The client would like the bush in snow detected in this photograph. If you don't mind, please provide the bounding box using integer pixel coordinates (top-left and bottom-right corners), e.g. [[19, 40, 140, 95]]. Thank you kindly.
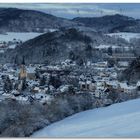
[[0, 99, 49, 137], [49, 75, 62, 89], [44, 92, 93, 123], [3, 77, 13, 93]]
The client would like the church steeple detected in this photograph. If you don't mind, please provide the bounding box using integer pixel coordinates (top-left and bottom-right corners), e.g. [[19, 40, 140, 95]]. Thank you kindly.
[[19, 56, 27, 80], [21, 56, 25, 65]]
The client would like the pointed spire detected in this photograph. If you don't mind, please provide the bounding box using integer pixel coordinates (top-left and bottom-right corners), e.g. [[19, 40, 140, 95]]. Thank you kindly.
[[22, 56, 25, 65]]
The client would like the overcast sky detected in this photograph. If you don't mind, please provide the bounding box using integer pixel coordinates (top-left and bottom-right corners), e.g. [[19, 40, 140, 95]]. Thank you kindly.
[[0, 3, 140, 19]]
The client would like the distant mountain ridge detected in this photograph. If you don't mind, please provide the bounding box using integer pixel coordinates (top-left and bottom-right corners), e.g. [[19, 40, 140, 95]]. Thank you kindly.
[[0, 8, 140, 33], [72, 14, 140, 33], [0, 8, 77, 32]]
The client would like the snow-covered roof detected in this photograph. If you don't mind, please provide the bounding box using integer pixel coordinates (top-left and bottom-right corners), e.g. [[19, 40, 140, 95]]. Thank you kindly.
[[118, 61, 129, 67], [79, 81, 85, 85], [34, 87, 40, 91], [35, 93, 51, 102], [59, 85, 69, 93], [46, 65, 60, 70], [95, 44, 119, 49], [96, 61, 108, 65], [120, 82, 136, 90], [27, 67, 36, 73], [9, 44, 16, 49], [137, 81, 140, 87], [87, 81, 92, 84], [16, 96, 28, 102], [0, 50, 4, 53], [27, 80, 39, 87]]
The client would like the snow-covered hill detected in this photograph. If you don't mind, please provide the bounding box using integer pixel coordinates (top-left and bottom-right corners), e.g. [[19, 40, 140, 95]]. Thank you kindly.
[[31, 98, 140, 138]]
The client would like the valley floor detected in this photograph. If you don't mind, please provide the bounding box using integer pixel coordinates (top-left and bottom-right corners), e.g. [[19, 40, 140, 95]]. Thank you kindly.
[[31, 98, 140, 138]]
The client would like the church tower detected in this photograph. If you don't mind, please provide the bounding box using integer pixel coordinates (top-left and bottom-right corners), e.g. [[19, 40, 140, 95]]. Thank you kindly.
[[18, 56, 27, 91]]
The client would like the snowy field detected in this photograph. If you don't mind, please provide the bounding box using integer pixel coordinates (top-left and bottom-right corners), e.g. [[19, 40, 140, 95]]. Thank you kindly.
[[0, 32, 43, 42], [32, 98, 140, 138], [95, 44, 129, 50], [107, 32, 140, 42]]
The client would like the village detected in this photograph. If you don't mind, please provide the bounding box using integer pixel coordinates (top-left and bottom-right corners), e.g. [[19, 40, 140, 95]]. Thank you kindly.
[[0, 54, 139, 107]]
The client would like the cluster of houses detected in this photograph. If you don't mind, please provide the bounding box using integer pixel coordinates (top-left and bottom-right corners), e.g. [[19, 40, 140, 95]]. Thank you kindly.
[[78, 60, 139, 99], [0, 57, 139, 105]]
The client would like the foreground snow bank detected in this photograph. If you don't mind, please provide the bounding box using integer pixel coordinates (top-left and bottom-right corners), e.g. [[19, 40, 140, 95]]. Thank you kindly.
[[32, 98, 140, 138]]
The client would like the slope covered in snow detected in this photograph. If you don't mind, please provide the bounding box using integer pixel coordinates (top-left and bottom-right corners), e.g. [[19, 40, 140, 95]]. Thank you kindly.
[[31, 98, 140, 138]]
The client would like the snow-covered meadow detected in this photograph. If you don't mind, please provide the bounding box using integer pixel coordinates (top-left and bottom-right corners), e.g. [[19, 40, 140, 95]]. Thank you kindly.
[[32, 98, 140, 138], [107, 32, 140, 42], [94, 44, 130, 51], [0, 32, 43, 50], [0, 32, 43, 42]]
